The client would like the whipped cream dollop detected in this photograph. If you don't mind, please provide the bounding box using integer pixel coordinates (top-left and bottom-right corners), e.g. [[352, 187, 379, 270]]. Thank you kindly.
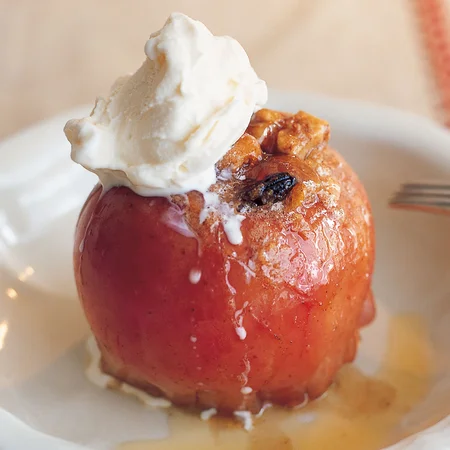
[[65, 13, 267, 196]]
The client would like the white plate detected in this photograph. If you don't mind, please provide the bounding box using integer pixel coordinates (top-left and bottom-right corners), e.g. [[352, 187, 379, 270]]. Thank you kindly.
[[1, 91, 450, 449]]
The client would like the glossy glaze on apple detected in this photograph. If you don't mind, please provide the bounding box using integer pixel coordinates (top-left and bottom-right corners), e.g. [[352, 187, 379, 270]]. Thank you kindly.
[[74, 108, 375, 415]]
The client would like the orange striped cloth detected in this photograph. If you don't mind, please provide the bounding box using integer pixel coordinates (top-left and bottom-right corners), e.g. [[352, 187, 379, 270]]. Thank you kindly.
[[415, 0, 450, 126]]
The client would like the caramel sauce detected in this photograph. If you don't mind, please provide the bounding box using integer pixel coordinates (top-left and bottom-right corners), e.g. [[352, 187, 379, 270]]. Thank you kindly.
[[117, 315, 434, 450]]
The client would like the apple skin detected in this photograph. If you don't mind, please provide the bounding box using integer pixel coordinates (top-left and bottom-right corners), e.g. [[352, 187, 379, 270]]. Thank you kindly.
[[74, 112, 374, 415]]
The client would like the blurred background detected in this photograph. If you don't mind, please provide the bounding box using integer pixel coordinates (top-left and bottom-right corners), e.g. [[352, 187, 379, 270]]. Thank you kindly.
[[0, 0, 443, 139]]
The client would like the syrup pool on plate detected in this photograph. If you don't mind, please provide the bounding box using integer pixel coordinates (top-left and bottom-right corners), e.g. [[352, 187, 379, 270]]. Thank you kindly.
[[115, 314, 434, 450]]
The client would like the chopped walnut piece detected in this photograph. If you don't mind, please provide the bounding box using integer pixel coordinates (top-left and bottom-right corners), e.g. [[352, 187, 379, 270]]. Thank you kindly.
[[246, 109, 287, 153], [247, 109, 286, 142], [277, 111, 330, 158], [216, 133, 262, 174], [246, 109, 330, 158]]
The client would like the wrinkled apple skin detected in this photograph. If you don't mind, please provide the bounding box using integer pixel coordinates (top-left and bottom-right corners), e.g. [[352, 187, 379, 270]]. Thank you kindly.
[[74, 109, 375, 414], [74, 139, 374, 414]]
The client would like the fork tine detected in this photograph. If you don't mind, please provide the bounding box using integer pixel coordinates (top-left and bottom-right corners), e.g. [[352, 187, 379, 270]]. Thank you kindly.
[[400, 183, 450, 191], [393, 191, 450, 199], [390, 201, 450, 216], [390, 182, 450, 216]]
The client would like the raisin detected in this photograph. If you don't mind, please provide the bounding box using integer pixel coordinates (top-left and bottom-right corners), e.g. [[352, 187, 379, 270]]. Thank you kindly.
[[240, 172, 297, 207]]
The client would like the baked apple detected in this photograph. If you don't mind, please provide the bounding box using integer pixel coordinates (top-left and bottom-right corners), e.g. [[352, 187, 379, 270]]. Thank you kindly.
[[73, 107, 375, 415]]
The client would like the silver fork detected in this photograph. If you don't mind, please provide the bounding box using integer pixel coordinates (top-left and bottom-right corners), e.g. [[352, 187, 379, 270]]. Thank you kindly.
[[390, 182, 450, 216]]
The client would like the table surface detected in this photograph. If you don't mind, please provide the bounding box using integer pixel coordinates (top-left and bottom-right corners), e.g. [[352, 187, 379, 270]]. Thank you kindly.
[[0, 0, 439, 140]]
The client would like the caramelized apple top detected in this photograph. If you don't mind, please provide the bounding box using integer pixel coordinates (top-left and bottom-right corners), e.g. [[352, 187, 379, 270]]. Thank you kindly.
[[171, 108, 353, 233]]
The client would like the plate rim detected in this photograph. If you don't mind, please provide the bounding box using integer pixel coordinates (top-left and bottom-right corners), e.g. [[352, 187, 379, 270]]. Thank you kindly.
[[2, 89, 450, 157], [2, 90, 450, 450]]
